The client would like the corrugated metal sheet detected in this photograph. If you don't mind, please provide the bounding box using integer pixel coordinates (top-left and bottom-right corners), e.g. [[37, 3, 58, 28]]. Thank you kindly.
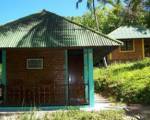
[[0, 10, 122, 48], [108, 26, 150, 40]]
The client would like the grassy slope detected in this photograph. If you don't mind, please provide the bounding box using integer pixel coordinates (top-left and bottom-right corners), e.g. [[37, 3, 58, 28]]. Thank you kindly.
[[94, 58, 150, 104]]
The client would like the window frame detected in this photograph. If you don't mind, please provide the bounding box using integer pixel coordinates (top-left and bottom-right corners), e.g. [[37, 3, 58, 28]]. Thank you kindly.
[[26, 58, 43, 70], [120, 39, 135, 52]]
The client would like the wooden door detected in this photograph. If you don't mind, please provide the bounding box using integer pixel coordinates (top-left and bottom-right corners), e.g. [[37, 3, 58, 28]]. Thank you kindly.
[[68, 50, 85, 105]]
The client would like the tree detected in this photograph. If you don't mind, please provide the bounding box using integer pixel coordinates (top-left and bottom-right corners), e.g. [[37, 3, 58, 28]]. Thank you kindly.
[[76, 0, 113, 31], [76, 0, 124, 66], [76, 0, 113, 67], [74, 0, 150, 65], [145, 0, 150, 27], [123, 0, 150, 27]]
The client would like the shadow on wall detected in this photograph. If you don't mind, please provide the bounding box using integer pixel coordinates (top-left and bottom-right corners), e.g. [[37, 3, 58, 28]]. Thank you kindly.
[[93, 46, 117, 66]]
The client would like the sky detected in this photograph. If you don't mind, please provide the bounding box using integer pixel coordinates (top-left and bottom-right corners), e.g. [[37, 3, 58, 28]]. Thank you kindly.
[[0, 0, 88, 25]]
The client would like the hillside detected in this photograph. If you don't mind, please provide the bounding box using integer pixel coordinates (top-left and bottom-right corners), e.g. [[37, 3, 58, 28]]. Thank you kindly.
[[94, 58, 150, 104]]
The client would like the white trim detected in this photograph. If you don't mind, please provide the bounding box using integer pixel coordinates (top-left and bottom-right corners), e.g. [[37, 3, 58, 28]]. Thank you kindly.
[[26, 58, 43, 69]]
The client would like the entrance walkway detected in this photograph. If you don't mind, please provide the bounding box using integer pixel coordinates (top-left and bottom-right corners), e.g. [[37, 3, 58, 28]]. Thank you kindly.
[[94, 93, 126, 111], [94, 93, 150, 120]]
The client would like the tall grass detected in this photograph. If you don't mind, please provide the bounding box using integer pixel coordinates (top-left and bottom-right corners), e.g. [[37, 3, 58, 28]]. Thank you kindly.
[[16, 110, 125, 120], [94, 58, 150, 104]]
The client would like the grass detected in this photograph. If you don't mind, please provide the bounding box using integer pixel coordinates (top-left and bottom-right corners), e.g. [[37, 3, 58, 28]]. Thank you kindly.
[[14, 110, 127, 120], [94, 58, 150, 104]]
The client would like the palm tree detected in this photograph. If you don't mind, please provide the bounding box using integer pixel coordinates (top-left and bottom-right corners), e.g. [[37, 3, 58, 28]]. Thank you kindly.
[[76, 0, 113, 67], [76, 0, 112, 31]]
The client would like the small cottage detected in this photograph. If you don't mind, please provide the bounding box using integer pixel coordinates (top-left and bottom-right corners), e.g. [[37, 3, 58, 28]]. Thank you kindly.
[[0, 10, 122, 110], [108, 26, 150, 62]]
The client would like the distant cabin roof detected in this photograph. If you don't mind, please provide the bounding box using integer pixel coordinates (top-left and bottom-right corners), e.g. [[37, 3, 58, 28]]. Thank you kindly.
[[108, 26, 150, 40], [0, 10, 122, 48]]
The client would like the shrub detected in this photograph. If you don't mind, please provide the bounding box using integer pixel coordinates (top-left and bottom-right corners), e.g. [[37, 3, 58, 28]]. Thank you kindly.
[[94, 58, 150, 104]]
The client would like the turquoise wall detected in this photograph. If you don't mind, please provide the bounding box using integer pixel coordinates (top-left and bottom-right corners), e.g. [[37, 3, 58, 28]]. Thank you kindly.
[[84, 49, 94, 107], [88, 49, 94, 107]]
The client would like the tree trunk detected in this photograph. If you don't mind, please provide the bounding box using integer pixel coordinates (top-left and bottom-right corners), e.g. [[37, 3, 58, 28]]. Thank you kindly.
[[92, 0, 99, 31], [92, 0, 108, 67]]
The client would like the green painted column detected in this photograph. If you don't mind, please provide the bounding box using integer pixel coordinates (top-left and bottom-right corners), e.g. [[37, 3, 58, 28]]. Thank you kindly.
[[88, 49, 94, 107], [64, 50, 68, 105], [2, 49, 7, 101], [83, 49, 89, 103]]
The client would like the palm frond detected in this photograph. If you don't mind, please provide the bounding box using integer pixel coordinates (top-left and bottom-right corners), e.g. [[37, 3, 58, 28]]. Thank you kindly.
[[76, 0, 83, 8]]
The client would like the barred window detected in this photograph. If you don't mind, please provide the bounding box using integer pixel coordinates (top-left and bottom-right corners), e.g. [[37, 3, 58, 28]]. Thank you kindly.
[[27, 58, 43, 69]]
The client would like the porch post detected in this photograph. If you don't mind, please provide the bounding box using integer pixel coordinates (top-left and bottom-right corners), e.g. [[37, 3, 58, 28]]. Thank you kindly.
[[83, 49, 89, 103], [142, 39, 145, 58], [2, 49, 6, 101], [108, 53, 112, 61], [88, 49, 94, 107]]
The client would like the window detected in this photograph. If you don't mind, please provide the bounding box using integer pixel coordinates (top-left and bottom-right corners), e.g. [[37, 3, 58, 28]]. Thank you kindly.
[[26, 58, 43, 69], [120, 40, 134, 52]]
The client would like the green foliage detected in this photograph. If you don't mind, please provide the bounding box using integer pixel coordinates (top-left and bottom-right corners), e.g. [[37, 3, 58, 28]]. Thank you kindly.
[[76, 0, 111, 10], [71, 8, 121, 34], [73, 0, 150, 34], [71, 7, 123, 34], [17, 110, 125, 120], [123, 0, 148, 26], [94, 58, 150, 104]]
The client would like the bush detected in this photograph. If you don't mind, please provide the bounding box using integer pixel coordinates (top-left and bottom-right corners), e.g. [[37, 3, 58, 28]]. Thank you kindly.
[[94, 58, 150, 104]]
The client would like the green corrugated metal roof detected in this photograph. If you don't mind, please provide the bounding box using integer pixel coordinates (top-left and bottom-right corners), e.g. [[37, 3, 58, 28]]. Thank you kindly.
[[108, 26, 150, 40], [0, 10, 122, 48]]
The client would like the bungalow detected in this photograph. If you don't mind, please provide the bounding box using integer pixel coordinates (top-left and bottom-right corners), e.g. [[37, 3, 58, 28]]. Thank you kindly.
[[108, 26, 150, 62], [0, 10, 122, 111]]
